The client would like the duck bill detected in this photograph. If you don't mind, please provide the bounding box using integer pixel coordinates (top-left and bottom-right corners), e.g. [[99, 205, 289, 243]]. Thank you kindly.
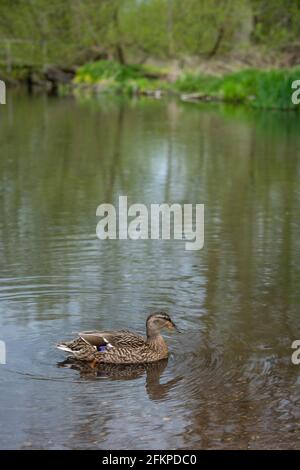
[[168, 320, 180, 332]]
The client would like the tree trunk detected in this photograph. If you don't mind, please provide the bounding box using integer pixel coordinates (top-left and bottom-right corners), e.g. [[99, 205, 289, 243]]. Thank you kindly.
[[115, 43, 125, 65], [208, 26, 224, 59], [113, 6, 126, 64]]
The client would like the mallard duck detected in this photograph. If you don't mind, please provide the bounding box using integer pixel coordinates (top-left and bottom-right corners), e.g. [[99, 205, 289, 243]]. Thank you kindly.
[[56, 312, 178, 365]]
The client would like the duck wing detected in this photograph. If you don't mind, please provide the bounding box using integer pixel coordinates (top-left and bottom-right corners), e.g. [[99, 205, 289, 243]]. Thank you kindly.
[[79, 330, 146, 349]]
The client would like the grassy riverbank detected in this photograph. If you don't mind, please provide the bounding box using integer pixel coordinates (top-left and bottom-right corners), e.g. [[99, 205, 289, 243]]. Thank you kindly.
[[71, 60, 300, 110]]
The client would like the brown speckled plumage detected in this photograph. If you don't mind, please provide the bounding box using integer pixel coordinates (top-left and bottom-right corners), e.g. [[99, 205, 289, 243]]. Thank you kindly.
[[56, 312, 177, 364]]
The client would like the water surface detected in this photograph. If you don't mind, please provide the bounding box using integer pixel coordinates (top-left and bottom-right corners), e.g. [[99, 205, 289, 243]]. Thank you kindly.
[[0, 93, 300, 449]]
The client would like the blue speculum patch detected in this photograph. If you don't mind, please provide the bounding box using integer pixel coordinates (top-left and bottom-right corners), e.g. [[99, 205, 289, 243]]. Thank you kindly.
[[97, 345, 107, 352]]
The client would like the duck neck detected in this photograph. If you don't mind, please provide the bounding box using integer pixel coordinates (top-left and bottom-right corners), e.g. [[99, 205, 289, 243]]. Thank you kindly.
[[146, 329, 168, 353]]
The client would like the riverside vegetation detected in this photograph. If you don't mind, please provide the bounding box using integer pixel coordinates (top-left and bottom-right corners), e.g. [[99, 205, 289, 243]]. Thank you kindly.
[[1, 0, 300, 110], [72, 60, 300, 110]]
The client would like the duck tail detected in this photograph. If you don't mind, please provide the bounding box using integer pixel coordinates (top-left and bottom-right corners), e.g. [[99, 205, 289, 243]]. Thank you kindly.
[[56, 343, 75, 354]]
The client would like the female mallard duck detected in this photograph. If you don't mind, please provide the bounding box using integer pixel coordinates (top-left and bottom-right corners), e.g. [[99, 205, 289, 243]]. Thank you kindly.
[[56, 312, 178, 365]]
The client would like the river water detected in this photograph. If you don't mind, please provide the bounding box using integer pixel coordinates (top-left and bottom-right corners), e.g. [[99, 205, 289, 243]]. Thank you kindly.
[[0, 92, 300, 449]]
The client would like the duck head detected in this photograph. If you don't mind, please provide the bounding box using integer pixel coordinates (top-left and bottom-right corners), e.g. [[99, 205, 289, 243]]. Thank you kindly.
[[146, 311, 178, 338]]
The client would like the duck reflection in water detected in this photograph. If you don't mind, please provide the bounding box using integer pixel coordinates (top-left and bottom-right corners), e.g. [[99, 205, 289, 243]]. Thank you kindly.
[[57, 357, 181, 401]]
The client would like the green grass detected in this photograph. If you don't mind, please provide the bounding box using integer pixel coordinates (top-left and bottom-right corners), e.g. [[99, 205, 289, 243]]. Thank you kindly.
[[73, 60, 300, 110], [74, 60, 166, 95], [174, 68, 300, 109], [173, 73, 223, 95], [75, 60, 144, 83]]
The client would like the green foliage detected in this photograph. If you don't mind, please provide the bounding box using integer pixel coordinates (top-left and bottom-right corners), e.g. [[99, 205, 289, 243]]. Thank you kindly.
[[173, 73, 222, 94], [253, 69, 300, 109], [74, 60, 166, 95], [251, 0, 300, 48], [1, 0, 300, 110], [219, 70, 258, 101], [221, 68, 300, 109], [1, 0, 300, 71], [174, 68, 300, 109], [74, 60, 300, 109], [75, 61, 145, 84]]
